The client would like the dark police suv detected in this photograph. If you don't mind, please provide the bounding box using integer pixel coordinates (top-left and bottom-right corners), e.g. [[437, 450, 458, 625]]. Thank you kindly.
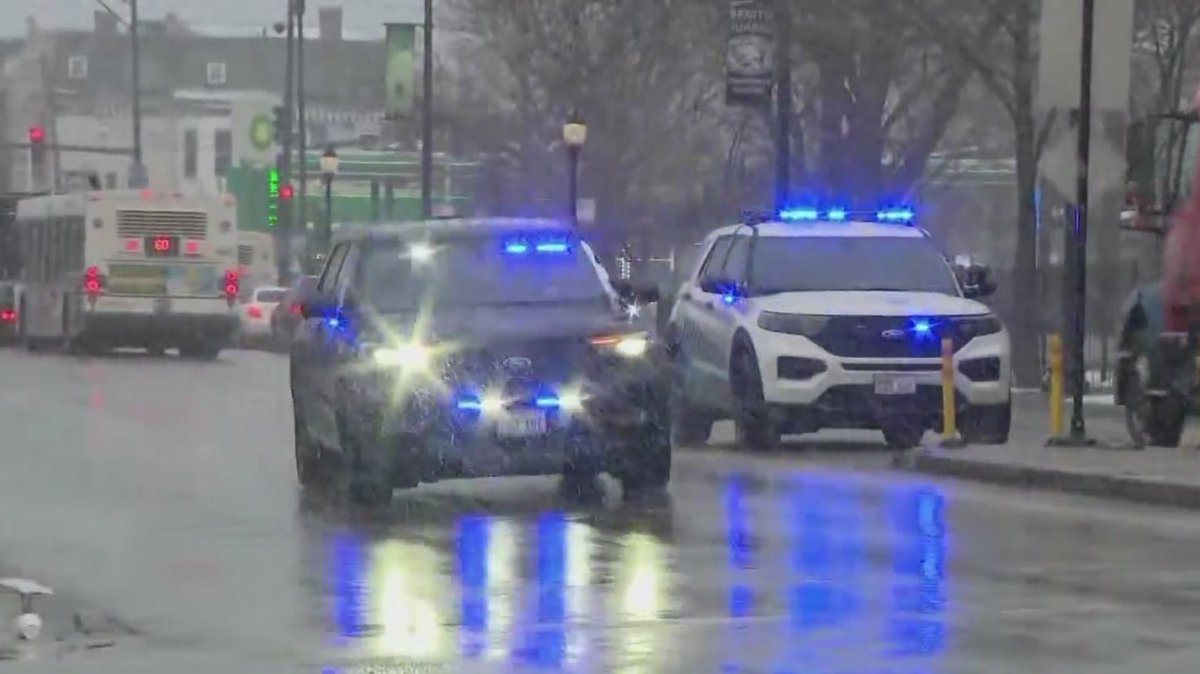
[[289, 218, 669, 505]]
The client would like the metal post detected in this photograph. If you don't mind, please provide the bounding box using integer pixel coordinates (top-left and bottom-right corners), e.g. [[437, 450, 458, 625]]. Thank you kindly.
[[567, 146, 579, 228], [1068, 0, 1095, 441], [323, 175, 333, 251], [773, 0, 792, 212], [277, 1, 296, 285], [129, 0, 144, 187], [421, 0, 434, 218], [296, 0, 308, 248]]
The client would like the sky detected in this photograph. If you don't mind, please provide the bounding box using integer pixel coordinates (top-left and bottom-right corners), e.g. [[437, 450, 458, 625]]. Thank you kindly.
[[3, 0, 423, 38]]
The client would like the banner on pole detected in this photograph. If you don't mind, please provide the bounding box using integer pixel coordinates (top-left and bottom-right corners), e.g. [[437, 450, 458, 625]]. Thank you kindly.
[[384, 23, 417, 119], [725, 0, 775, 106]]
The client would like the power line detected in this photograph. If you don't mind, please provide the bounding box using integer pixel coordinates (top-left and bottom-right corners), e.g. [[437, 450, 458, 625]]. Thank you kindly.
[[94, 0, 129, 25]]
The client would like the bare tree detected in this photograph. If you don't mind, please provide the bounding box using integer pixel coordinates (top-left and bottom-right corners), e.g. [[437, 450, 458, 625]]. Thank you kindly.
[[899, 0, 1051, 387]]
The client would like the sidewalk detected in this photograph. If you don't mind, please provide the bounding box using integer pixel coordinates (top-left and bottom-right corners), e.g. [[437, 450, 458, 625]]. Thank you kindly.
[[904, 435, 1200, 510]]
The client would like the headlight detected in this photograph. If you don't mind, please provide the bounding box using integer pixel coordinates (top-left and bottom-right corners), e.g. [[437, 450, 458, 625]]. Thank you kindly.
[[589, 332, 651, 358], [371, 342, 432, 368], [757, 312, 830, 336], [951, 314, 1003, 340]]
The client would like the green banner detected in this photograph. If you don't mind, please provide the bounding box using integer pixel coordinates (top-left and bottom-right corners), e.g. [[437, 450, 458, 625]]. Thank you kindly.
[[384, 23, 416, 119]]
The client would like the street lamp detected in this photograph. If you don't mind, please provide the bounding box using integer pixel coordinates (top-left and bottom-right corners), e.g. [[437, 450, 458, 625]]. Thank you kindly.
[[562, 111, 587, 228], [320, 146, 339, 252]]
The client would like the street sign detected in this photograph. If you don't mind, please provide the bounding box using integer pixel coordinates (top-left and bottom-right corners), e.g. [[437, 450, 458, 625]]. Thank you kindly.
[[725, 0, 774, 106]]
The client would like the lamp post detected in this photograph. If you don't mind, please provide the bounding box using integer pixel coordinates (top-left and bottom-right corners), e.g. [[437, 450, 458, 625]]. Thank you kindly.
[[319, 147, 339, 253], [562, 111, 587, 228]]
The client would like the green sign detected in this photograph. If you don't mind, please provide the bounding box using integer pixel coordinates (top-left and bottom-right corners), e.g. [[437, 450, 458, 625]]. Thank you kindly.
[[250, 114, 273, 152], [267, 166, 279, 227], [384, 24, 416, 119]]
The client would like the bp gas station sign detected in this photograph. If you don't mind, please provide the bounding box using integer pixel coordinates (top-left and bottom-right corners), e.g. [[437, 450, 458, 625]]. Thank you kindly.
[[249, 114, 274, 153], [232, 99, 279, 167]]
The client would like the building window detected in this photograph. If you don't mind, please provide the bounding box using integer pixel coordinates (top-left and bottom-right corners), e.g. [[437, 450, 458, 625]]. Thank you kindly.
[[214, 129, 232, 177], [183, 129, 198, 179], [67, 56, 88, 80], [206, 61, 227, 86]]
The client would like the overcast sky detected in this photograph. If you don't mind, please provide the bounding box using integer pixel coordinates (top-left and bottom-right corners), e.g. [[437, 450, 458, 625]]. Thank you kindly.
[[2, 0, 424, 38]]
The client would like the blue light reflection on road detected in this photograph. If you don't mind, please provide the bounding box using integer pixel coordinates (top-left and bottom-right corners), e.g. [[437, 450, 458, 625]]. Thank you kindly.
[[513, 512, 567, 668], [889, 485, 949, 665], [330, 530, 367, 644], [456, 515, 489, 659]]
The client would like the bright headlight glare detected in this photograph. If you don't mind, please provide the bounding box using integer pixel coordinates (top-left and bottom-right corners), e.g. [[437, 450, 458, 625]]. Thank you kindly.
[[481, 394, 505, 413], [372, 343, 431, 368], [613, 335, 649, 358], [559, 391, 586, 411]]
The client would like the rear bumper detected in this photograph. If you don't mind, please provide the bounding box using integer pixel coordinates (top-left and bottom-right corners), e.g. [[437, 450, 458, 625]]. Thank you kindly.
[[81, 309, 237, 346]]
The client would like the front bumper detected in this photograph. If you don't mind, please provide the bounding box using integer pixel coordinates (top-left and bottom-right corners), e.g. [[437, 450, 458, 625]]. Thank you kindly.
[[341, 366, 666, 480], [750, 325, 1010, 427]]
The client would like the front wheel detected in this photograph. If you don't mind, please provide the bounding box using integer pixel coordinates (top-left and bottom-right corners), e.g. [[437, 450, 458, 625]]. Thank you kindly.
[[1124, 353, 1186, 448], [731, 343, 781, 451], [961, 401, 1011, 444], [614, 421, 672, 495], [180, 344, 221, 361], [333, 399, 396, 507]]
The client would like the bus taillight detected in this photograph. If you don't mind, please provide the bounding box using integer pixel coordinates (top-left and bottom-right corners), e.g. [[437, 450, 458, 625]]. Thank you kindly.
[[184, 240, 200, 255], [82, 266, 103, 299], [124, 238, 140, 252], [223, 269, 239, 304]]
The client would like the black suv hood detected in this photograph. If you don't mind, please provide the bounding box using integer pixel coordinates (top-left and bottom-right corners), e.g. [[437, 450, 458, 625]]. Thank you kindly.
[[372, 302, 652, 344]]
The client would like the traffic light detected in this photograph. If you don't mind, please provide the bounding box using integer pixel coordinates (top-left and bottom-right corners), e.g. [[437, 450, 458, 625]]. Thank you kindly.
[[272, 106, 288, 145], [28, 124, 46, 190], [278, 183, 294, 201]]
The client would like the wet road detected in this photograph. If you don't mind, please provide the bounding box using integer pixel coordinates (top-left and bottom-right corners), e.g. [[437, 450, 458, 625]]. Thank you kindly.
[[0, 349, 1198, 673]]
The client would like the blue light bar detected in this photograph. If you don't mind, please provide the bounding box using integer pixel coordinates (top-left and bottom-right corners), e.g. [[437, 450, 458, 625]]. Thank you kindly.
[[778, 208, 820, 222], [503, 237, 572, 255], [776, 206, 917, 224], [876, 208, 915, 223], [535, 396, 560, 409]]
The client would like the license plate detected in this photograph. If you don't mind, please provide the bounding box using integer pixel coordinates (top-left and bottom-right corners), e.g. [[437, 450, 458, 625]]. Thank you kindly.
[[496, 411, 547, 438], [874, 374, 917, 395]]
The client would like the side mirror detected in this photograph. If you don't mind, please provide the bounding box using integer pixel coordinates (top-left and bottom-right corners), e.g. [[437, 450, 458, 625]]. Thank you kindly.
[[959, 265, 997, 299]]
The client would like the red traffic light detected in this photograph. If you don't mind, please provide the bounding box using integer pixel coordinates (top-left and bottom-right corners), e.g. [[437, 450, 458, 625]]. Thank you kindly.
[[278, 183, 294, 200], [28, 125, 45, 144]]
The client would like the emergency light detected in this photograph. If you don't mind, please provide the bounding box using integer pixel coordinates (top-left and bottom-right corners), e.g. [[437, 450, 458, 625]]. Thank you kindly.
[[777, 206, 916, 224], [502, 236, 573, 255]]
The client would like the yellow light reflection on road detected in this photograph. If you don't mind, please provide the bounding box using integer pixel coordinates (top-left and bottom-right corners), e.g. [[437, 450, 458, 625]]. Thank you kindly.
[[620, 532, 666, 621], [565, 519, 594, 667], [369, 540, 443, 659]]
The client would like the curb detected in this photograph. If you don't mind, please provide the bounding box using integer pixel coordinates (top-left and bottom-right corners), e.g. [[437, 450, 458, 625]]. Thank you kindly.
[[905, 451, 1200, 510]]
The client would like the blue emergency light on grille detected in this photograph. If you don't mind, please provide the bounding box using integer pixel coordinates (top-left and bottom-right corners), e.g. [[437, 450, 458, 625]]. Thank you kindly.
[[777, 206, 916, 224], [503, 237, 573, 255]]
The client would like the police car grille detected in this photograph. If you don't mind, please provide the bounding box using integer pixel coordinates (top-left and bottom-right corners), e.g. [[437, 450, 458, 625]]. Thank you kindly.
[[812, 316, 968, 358], [443, 338, 587, 385]]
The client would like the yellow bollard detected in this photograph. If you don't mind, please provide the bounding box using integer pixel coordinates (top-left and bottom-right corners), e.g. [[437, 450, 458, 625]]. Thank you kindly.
[[1048, 334, 1063, 437], [941, 336, 961, 446]]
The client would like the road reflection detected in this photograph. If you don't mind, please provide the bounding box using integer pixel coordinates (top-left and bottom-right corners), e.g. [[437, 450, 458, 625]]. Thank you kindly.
[[316, 474, 949, 673]]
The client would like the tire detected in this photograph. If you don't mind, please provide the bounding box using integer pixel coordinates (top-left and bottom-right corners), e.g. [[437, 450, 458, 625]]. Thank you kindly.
[[615, 402, 673, 494], [61, 302, 85, 356], [180, 344, 220, 361], [333, 397, 395, 507], [669, 377, 714, 448], [1125, 353, 1185, 448], [293, 405, 326, 488], [731, 341, 781, 451], [882, 425, 924, 450], [19, 300, 41, 352], [961, 401, 1012, 445]]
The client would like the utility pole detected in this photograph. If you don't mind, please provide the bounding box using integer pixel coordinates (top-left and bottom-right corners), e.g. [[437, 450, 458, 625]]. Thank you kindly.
[[129, 0, 145, 187], [296, 0, 308, 247], [1066, 0, 1096, 444], [421, 0, 434, 218], [773, 0, 791, 212], [277, 1, 296, 285]]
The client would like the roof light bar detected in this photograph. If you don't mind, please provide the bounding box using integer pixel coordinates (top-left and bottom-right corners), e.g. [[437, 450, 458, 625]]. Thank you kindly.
[[776, 206, 916, 224]]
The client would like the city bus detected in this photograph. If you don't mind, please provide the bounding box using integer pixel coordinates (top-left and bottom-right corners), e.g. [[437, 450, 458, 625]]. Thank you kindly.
[[15, 189, 241, 358]]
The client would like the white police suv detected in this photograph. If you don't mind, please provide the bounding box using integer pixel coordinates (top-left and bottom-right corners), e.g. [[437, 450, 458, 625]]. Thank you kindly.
[[666, 207, 1011, 450]]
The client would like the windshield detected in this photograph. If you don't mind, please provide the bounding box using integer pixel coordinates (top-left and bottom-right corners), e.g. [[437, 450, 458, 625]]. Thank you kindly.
[[360, 238, 609, 312], [749, 236, 960, 295]]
